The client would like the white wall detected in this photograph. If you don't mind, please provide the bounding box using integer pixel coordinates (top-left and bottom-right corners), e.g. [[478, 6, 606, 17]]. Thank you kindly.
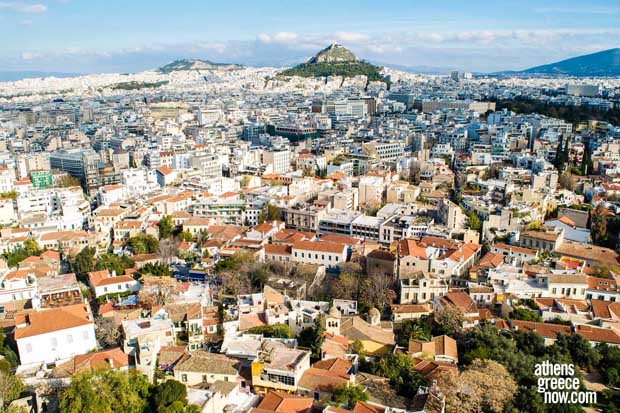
[[17, 323, 97, 366]]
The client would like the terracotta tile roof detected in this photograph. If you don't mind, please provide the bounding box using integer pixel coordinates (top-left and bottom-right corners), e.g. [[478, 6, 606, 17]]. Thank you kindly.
[[321, 234, 361, 245], [252, 391, 313, 413], [264, 244, 292, 256], [293, 240, 346, 254], [5, 270, 30, 281], [298, 366, 349, 392], [548, 274, 588, 285], [157, 166, 173, 175], [556, 241, 620, 266], [14, 304, 93, 339], [174, 350, 239, 375], [53, 347, 128, 378], [239, 312, 267, 331], [353, 401, 386, 413], [440, 291, 477, 314], [367, 249, 396, 261], [340, 316, 394, 346], [390, 303, 433, 314], [587, 276, 618, 291], [253, 223, 274, 233], [576, 324, 620, 344], [88, 270, 135, 287], [397, 239, 428, 259], [158, 345, 189, 367], [479, 252, 504, 268], [413, 359, 458, 380], [492, 243, 537, 255], [132, 253, 160, 262], [40, 230, 88, 241], [510, 320, 571, 339], [40, 250, 61, 260], [557, 216, 576, 227]]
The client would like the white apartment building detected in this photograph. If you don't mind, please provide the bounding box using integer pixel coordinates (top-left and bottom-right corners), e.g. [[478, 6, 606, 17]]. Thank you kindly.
[[291, 241, 347, 270], [15, 304, 97, 367], [262, 150, 291, 174]]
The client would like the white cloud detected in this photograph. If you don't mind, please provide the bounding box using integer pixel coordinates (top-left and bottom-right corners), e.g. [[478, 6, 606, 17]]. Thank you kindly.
[[21, 51, 43, 60], [334, 32, 370, 43], [0, 2, 47, 13], [10, 27, 620, 73]]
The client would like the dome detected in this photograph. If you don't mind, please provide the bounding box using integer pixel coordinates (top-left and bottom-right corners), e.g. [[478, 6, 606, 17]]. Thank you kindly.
[[368, 307, 380, 317]]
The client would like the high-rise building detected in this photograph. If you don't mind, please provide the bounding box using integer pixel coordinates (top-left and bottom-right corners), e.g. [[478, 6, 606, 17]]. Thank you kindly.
[[49, 149, 102, 195], [566, 84, 599, 97]]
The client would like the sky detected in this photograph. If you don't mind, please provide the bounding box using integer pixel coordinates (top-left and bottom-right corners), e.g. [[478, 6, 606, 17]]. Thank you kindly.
[[1, 0, 619, 74]]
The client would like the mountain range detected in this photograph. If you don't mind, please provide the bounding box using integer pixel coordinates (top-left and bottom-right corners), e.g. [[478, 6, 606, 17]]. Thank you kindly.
[[503, 48, 620, 77], [0, 71, 81, 82], [1, 47, 620, 82], [158, 59, 244, 73]]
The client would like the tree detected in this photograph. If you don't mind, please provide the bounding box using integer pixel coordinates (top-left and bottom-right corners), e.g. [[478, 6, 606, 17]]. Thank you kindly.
[[433, 304, 465, 336], [247, 323, 291, 338], [158, 238, 178, 264], [598, 344, 620, 387], [259, 204, 282, 223], [96, 253, 134, 277], [158, 215, 174, 240], [465, 211, 482, 231], [551, 333, 600, 371], [0, 332, 18, 368], [59, 370, 148, 413], [437, 359, 517, 413], [558, 172, 575, 191], [333, 384, 369, 408], [149, 380, 188, 413], [71, 246, 97, 280], [591, 205, 610, 247], [219, 270, 251, 296], [178, 231, 193, 242], [509, 307, 543, 323], [330, 262, 364, 302], [360, 272, 396, 310], [126, 234, 159, 254], [2, 238, 42, 267], [0, 370, 24, 408], [57, 175, 82, 188], [297, 315, 325, 362], [360, 353, 427, 398], [396, 317, 432, 347], [246, 263, 270, 290], [137, 262, 172, 278], [95, 316, 120, 348]]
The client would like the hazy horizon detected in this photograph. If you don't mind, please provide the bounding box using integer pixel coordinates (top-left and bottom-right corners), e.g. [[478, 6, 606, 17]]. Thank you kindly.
[[1, 0, 620, 74]]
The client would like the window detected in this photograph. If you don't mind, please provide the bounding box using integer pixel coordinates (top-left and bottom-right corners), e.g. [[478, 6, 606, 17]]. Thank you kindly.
[[67, 334, 73, 344], [83, 330, 89, 340], [26, 343, 32, 353], [181, 374, 187, 383], [51, 337, 58, 347]]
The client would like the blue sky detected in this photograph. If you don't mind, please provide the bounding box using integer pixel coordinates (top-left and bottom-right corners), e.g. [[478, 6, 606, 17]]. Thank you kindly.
[[1, 0, 619, 73]]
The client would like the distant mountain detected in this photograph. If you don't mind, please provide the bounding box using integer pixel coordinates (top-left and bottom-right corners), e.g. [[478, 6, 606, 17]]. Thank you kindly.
[[0, 71, 81, 82], [158, 59, 243, 73], [278, 44, 387, 83], [377, 62, 455, 75], [514, 48, 620, 77], [307, 43, 357, 64]]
